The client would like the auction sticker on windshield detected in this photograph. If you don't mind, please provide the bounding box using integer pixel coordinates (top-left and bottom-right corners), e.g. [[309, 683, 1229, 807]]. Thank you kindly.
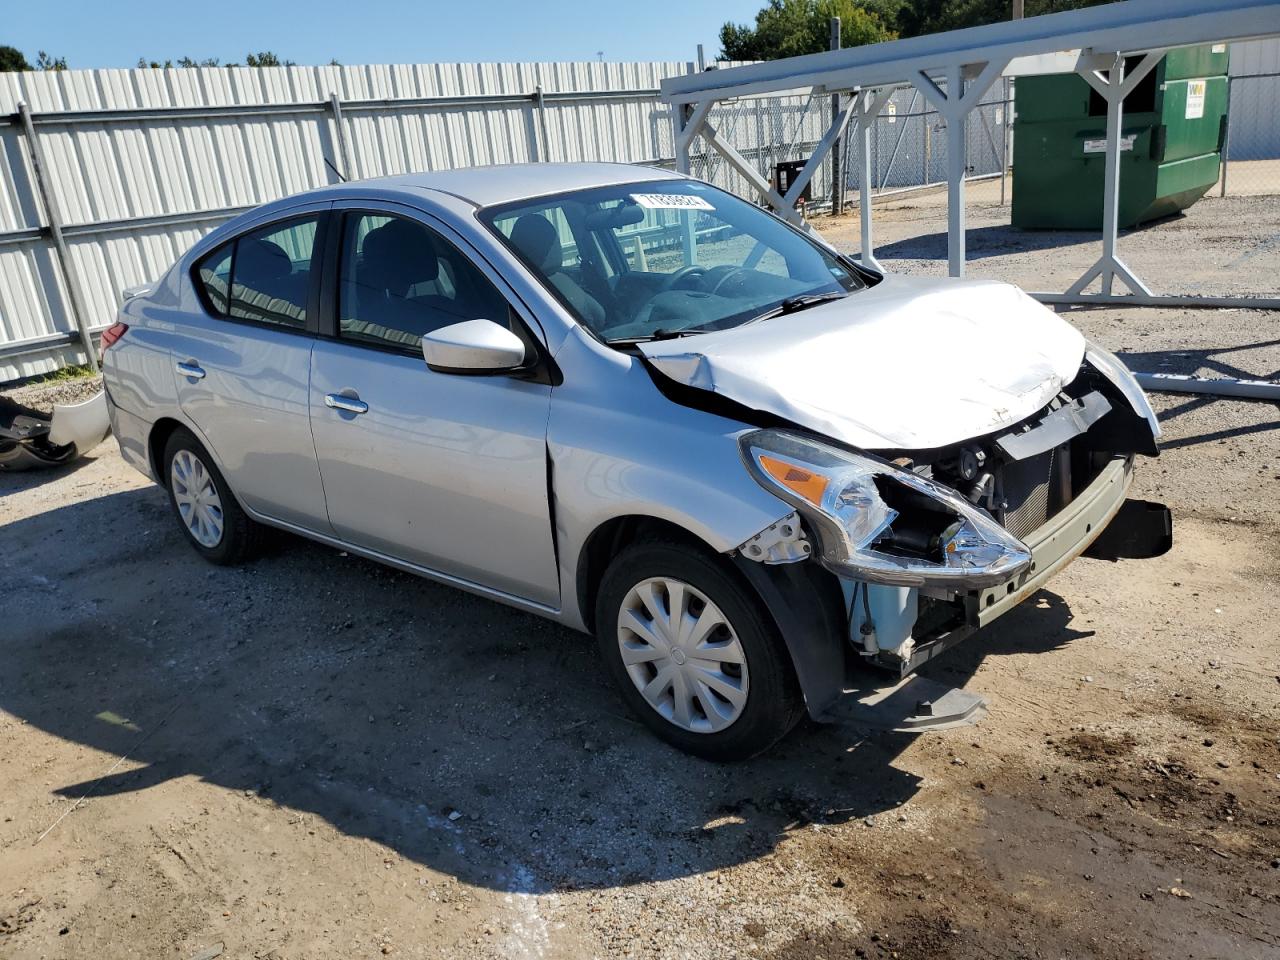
[[631, 193, 715, 211]]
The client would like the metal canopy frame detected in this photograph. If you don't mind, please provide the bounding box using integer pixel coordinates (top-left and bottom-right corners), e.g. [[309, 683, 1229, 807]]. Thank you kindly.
[[663, 0, 1280, 402]]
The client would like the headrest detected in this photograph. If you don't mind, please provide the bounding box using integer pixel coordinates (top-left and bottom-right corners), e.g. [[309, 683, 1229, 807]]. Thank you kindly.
[[361, 219, 440, 295], [236, 239, 292, 287], [510, 214, 562, 274]]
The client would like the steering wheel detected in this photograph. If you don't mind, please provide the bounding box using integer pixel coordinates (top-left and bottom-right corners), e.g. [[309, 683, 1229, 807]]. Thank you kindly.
[[706, 265, 748, 296], [661, 265, 708, 292]]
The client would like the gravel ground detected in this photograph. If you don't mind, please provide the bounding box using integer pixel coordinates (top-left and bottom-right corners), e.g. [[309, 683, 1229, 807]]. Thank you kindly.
[[1, 192, 1279, 960], [3, 372, 105, 416]]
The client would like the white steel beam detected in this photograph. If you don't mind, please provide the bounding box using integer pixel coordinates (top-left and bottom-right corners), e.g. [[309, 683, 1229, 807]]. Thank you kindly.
[[1065, 49, 1165, 297], [660, 0, 1280, 105], [856, 87, 895, 271], [781, 94, 856, 208], [911, 57, 1008, 277], [699, 121, 792, 216]]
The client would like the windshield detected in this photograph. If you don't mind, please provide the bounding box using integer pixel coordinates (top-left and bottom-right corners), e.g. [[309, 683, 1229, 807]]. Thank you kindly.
[[480, 179, 863, 342]]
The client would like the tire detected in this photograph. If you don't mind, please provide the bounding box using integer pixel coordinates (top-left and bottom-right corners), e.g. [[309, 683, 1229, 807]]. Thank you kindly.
[[162, 427, 262, 565], [594, 540, 805, 760]]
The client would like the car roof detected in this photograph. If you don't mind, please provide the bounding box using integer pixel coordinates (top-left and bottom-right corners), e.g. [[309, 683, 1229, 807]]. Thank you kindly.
[[344, 162, 687, 208]]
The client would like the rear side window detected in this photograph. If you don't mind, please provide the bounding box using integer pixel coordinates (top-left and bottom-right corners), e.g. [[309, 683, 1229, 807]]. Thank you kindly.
[[194, 216, 319, 330]]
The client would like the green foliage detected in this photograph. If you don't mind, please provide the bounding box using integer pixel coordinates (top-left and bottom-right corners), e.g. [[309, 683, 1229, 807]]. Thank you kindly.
[[0, 44, 31, 72], [244, 51, 295, 67], [722, 0, 1114, 60], [34, 50, 67, 71], [720, 0, 896, 61]]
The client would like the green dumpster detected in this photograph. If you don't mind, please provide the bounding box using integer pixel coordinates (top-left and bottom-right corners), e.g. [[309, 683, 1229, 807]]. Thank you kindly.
[[1011, 45, 1229, 230]]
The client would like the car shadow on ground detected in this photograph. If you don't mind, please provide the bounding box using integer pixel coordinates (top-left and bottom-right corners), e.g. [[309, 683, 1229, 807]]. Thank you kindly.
[[1, 483, 1089, 895]]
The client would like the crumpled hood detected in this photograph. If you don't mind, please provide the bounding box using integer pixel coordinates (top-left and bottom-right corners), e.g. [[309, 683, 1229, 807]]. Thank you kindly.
[[639, 274, 1087, 450]]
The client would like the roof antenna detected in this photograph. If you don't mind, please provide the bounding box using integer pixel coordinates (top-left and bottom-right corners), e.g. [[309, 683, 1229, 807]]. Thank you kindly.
[[324, 156, 347, 183]]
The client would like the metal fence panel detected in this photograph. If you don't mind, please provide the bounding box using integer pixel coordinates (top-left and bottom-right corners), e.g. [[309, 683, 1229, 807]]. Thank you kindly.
[[2, 44, 1278, 381]]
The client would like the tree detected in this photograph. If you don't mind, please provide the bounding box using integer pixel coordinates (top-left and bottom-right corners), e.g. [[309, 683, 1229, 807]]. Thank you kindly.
[[722, 0, 1115, 59], [0, 45, 31, 72], [244, 51, 295, 67], [893, 0, 1111, 38], [720, 0, 896, 61], [35, 50, 68, 71]]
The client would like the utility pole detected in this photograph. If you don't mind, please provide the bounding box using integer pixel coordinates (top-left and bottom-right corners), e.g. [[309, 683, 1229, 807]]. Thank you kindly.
[[830, 17, 842, 215], [1012, 0, 1024, 18]]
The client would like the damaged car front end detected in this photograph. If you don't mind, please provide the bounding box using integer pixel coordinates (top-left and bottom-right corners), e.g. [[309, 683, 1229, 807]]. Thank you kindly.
[[720, 341, 1171, 721]]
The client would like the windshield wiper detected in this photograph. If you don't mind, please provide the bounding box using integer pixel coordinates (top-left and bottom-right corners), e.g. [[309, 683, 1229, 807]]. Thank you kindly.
[[747, 291, 848, 325]]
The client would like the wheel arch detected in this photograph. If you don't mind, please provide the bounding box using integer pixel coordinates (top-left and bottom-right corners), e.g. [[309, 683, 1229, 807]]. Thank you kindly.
[[147, 416, 187, 486], [575, 511, 851, 722], [147, 415, 232, 492], [575, 514, 716, 635]]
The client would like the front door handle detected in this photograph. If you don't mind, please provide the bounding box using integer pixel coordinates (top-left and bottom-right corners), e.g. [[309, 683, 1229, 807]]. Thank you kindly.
[[324, 392, 369, 415], [176, 360, 206, 380]]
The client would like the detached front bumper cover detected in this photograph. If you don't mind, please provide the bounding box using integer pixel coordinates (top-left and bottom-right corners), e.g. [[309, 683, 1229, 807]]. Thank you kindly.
[[739, 429, 1032, 590]]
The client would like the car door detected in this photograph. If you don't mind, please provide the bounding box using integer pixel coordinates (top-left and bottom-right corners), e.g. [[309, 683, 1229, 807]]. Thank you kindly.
[[308, 203, 559, 607], [173, 205, 332, 530]]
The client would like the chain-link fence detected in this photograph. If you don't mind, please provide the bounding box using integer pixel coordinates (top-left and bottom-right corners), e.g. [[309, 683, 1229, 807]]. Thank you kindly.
[[1219, 72, 1280, 196]]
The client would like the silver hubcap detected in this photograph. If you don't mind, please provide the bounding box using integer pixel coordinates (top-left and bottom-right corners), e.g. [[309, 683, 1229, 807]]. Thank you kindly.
[[170, 449, 224, 548], [616, 577, 749, 734]]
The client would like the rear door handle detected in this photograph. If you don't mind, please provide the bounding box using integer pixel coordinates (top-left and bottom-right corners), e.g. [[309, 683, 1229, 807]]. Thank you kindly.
[[176, 360, 206, 380], [324, 392, 369, 415]]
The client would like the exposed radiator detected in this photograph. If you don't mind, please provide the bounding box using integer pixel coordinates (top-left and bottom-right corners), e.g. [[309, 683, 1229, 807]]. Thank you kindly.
[[1001, 446, 1060, 540]]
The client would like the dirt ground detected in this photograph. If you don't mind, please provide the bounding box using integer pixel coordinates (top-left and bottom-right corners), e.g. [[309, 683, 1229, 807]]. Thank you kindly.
[[2, 191, 1279, 960]]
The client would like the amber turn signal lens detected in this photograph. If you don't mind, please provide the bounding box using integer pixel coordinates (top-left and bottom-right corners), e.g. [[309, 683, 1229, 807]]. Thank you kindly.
[[758, 454, 829, 506]]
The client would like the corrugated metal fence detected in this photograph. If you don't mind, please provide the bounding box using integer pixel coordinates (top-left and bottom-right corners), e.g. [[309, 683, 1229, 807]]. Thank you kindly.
[[0, 60, 708, 381], [3, 44, 1278, 381]]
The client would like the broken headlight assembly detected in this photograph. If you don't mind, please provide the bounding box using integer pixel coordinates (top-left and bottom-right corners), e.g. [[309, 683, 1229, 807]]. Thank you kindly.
[[739, 430, 1032, 589]]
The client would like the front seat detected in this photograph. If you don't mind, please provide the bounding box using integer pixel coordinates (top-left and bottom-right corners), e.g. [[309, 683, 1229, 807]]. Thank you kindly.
[[509, 214, 606, 327], [352, 219, 457, 345]]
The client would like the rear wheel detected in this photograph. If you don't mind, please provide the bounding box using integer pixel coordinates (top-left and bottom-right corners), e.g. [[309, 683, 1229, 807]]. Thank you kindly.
[[595, 541, 804, 760], [162, 427, 262, 565]]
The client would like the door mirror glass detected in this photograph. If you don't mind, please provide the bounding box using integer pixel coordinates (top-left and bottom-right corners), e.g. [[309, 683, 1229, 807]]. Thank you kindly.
[[422, 319, 527, 374]]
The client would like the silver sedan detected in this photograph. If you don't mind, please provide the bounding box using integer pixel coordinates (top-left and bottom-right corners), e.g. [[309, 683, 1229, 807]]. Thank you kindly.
[[101, 162, 1170, 759]]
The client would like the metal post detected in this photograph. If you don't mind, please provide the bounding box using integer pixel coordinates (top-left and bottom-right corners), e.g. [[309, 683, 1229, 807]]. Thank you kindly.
[[327, 92, 354, 181], [923, 114, 932, 187], [1066, 50, 1162, 298], [1219, 75, 1233, 197], [697, 44, 706, 72], [830, 17, 842, 215], [673, 102, 697, 262], [858, 94, 881, 271], [17, 102, 98, 373], [534, 85, 551, 164], [945, 64, 967, 277], [1097, 55, 1125, 295], [1000, 77, 1010, 205]]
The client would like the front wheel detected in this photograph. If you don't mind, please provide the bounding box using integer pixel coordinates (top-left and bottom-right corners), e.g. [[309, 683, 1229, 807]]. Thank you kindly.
[[594, 541, 804, 760]]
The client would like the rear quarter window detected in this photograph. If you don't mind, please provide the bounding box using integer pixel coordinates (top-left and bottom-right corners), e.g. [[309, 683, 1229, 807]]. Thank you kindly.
[[196, 246, 232, 315]]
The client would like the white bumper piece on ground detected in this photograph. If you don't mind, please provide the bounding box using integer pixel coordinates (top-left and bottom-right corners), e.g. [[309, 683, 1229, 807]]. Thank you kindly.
[[0, 390, 111, 471]]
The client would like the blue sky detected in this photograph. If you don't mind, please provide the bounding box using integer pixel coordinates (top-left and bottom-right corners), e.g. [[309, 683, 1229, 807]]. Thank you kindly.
[[6, 0, 765, 68]]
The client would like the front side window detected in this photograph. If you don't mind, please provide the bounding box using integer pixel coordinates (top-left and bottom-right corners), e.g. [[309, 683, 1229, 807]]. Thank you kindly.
[[481, 179, 862, 343], [338, 213, 510, 351]]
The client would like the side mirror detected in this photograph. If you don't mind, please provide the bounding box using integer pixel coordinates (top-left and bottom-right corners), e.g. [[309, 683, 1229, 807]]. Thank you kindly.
[[421, 319, 527, 375]]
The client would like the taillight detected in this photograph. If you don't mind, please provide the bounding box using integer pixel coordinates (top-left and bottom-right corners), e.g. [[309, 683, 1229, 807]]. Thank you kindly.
[[99, 321, 129, 361]]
